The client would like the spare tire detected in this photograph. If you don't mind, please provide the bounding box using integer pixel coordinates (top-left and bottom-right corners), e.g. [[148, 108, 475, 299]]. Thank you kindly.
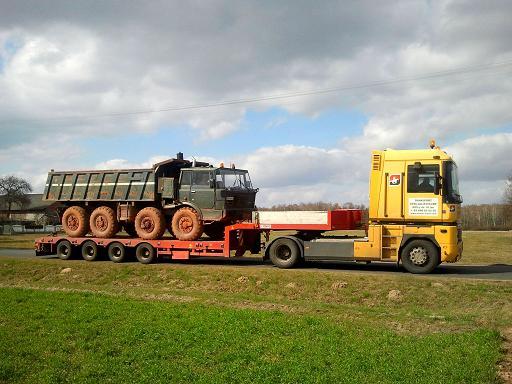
[[134, 207, 166, 240], [171, 207, 203, 241], [62, 206, 89, 237], [90, 206, 119, 238]]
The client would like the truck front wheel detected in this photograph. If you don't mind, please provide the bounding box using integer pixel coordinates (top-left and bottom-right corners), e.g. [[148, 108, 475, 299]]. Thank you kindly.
[[135, 207, 166, 240], [269, 238, 302, 269], [400, 239, 439, 274], [171, 207, 204, 241], [62, 206, 89, 237]]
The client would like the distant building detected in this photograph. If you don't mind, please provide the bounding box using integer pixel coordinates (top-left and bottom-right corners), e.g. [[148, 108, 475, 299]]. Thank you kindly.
[[0, 193, 61, 225]]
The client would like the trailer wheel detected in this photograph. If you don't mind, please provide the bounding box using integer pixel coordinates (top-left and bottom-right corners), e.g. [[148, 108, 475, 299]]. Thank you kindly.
[[90, 206, 119, 238], [108, 242, 126, 263], [171, 207, 204, 241], [269, 238, 302, 269], [135, 207, 166, 240], [400, 239, 439, 274], [56, 240, 74, 260], [123, 222, 138, 237], [81, 240, 100, 262], [204, 222, 225, 240], [136, 243, 156, 264], [62, 206, 89, 237]]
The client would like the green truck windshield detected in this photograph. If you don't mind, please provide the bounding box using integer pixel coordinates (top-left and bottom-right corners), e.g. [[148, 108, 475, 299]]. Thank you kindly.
[[444, 161, 462, 204], [216, 169, 253, 189]]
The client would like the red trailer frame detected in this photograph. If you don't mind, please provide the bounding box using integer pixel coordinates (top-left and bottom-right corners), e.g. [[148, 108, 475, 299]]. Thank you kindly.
[[34, 209, 363, 264]]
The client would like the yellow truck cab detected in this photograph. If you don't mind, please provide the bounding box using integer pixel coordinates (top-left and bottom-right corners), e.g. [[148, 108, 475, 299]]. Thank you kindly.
[[354, 141, 463, 273]]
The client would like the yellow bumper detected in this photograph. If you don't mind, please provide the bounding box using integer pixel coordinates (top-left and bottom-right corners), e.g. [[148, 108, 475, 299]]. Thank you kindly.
[[441, 241, 463, 263]]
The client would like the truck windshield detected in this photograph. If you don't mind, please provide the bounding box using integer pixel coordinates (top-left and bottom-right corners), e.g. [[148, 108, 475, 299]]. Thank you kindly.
[[216, 169, 253, 189], [444, 161, 462, 204]]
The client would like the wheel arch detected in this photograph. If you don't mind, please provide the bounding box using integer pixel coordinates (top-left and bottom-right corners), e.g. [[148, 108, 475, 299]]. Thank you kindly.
[[264, 235, 304, 261], [166, 203, 203, 220], [399, 235, 440, 261]]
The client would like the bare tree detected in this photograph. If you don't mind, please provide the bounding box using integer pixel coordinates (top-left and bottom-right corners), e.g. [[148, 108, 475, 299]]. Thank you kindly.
[[505, 173, 512, 205], [0, 175, 33, 220]]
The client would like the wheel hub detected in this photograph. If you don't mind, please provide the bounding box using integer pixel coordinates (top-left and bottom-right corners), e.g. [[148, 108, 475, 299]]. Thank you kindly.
[[141, 217, 155, 232], [67, 215, 79, 231], [179, 217, 193, 233], [95, 215, 107, 231], [409, 246, 428, 265], [276, 245, 292, 261]]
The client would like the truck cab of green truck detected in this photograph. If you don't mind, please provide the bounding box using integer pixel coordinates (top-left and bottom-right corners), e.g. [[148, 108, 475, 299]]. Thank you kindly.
[[43, 153, 258, 241]]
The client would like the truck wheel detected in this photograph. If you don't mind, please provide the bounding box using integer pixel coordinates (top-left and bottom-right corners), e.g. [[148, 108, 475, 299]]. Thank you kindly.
[[81, 240, 100, 262], [400, 239, 439, 274], [204, 222, 225, 240], [108, 242, 126, 263], [135, 207, 165, 240], [62, 206, 89, 237], [136, 243, 156, 264], [56, 240, 74, 260], [123, 222, 137, 237], [90, 206, 119, 238], [269, 238, 302, 269], [171, 207, 204, 241]]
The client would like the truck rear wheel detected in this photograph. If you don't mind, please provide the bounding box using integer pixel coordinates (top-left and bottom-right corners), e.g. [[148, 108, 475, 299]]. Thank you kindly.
[[56, 240, 74, 260], [269, 238, 302, 269], [171, 207, 203, 241], [135, 243, 156, 264], [400, 239, 439, 274], [108, 242, 126, 263], [62, 206, 89, 237], [90, 206, 119, 238], [135, 207, 166, 240]]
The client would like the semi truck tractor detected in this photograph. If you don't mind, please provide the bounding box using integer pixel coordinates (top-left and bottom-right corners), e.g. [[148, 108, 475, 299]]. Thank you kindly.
[[42, 153, 257, 241], [36, 141, 463, 274]]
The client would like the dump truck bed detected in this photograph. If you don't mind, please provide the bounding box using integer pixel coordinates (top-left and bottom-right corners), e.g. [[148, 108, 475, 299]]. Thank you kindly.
[[43, 169, 156, 202]]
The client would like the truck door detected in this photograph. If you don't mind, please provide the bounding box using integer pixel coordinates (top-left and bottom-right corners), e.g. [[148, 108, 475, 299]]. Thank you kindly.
[[404, 162, 443, 222], [178, 170, 192, 203], [379, 161, 406, 221], [190, 171, 215, 209]]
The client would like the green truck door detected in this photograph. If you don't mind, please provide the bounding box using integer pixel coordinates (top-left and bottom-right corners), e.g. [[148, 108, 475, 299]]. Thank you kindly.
[[191, 171, 215, 209]]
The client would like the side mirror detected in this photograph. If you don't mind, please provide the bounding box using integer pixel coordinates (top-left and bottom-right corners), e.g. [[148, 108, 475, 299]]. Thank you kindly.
[[434, 173, 442, 195]]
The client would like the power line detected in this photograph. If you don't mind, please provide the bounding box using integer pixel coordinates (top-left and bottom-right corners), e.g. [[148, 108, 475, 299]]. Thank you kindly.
[[2, 59, 512, 124]]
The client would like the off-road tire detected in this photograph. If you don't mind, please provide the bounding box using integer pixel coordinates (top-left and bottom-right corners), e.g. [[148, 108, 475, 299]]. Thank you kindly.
[[81, 240, 100, 262], [135, 243, 156, 264], [62, 206, 89, 237], [171, 207, 204, 241], [56, 240, 73, 260], [108, 241, 126, 263], [135, 207, 166, 240], [268, 238, 302, 269], [204, 222, 225, 240], [400, 239, 439, 274], [90, 206, 119, 238], [123, 222, 138, 237]]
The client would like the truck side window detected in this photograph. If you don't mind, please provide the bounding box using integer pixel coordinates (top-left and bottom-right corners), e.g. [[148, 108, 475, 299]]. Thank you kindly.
[[407, 164, 439, 193], [192, 172, 210, 187], [181, 171, 192, 186]]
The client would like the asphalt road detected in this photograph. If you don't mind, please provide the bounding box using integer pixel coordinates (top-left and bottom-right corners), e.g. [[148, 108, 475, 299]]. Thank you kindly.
[[1, 248, 511, 281]]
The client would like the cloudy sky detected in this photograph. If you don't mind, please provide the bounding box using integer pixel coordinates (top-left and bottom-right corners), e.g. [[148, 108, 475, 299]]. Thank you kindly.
[[1, 0, 511, 206]]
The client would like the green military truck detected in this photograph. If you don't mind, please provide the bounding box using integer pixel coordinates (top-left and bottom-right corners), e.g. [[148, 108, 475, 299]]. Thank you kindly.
[[43, 153, 257, 241]]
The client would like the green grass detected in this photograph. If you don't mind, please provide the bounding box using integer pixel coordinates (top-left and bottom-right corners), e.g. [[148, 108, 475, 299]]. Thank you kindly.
[[0, 287, 502, 384]]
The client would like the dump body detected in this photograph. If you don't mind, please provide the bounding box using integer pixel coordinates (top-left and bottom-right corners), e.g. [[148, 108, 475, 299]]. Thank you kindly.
[[43, 169, 157, 202]]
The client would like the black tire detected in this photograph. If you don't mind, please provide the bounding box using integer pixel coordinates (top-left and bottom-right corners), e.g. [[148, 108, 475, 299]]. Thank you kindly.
[[400, 239, 439, 274], [204, 222, 225, 240], [268, 238, 302, 269], [135, 243, 156, 264], [108, 242, 126, 263], [56, 240, 73, 260], [123, 222, 138, 237], [81, 240, 99, 262]]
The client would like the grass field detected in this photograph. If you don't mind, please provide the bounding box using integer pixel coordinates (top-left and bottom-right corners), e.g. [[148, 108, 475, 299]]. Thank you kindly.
[[0, 287, 502, 383], [0, 230, 511, 382]]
